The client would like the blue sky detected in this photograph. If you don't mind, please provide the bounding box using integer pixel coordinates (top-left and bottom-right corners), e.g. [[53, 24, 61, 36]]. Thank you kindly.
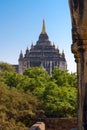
[[0, 0, 76, 73]]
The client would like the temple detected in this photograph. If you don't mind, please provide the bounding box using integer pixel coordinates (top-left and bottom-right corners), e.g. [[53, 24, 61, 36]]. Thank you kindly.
[[18, 20, 67, 74]]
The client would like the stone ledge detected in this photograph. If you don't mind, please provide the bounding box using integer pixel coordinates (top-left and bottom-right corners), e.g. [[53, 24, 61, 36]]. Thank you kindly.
[[30, 122, 45, 130]]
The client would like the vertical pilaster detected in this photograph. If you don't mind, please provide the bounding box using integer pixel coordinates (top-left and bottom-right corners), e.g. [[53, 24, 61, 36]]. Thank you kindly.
[[69, 0, 87, 129], [72, 43, 84, 130], [77, 50, 84, 130]]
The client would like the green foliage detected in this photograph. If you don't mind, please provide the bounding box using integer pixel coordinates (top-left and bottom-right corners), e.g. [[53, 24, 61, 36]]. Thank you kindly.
[[4, 71, 30, 90], [43, 85, 77, 117], [0, 82, 39, 129], [4, 72, 20, 87], [68, 72, 77, 87], [0, 119, 29, 130], [0, 63, 78, 128], [23, 67, 49, 79], [51, 66, 77, 87], [0, 62, 15, 72], [23, 67, 50, 97]]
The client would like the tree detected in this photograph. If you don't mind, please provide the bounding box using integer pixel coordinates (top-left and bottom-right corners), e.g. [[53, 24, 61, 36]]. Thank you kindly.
[[0, 82, 39, 129], [43, 84, 77, 117], [0, 62, 15, 72], [23, 67, 49, 80], [4, 71, 20, 87], [51, 66, 77, 87], [23, 67, 50, 97], [68, 72, 77, 87], [0, 64, 78, 119]]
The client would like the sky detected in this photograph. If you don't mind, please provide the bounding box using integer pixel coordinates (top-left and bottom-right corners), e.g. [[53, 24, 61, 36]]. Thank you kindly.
[[0, 0, 76, 73]]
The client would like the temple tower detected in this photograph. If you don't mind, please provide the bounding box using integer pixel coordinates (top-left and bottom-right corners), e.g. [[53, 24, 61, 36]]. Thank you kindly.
[[18, 20, 67, 74]]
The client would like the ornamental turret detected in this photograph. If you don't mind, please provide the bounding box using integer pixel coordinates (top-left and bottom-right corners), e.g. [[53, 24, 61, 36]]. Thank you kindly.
[[19, 50, 23, 60], [62, 50, 65, 58], [18, 50, 24, 74], [24, 47, 29, 58]]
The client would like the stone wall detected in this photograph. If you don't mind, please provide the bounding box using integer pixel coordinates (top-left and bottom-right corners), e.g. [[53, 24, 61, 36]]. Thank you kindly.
[[45, 118, 77, 130], [30, 118, 77, 130]]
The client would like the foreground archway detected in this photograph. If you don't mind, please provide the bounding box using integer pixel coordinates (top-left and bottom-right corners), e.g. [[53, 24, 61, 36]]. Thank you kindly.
[[69, 0, 87, 130]]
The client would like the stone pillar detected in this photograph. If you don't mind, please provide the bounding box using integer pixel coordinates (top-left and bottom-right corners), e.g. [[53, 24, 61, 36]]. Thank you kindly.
[[69, 0, 87, 130]]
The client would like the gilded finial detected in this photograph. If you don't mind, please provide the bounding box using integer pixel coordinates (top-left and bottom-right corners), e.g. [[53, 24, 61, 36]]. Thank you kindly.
[[42, 19, 46, 34]]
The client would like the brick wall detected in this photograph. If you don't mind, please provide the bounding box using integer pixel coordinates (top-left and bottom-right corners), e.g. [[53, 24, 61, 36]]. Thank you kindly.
[[45, 118, 77, 130]]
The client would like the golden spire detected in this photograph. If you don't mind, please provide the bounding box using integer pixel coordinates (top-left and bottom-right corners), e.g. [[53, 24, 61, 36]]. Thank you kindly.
[[41, 19, 46, 34]]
